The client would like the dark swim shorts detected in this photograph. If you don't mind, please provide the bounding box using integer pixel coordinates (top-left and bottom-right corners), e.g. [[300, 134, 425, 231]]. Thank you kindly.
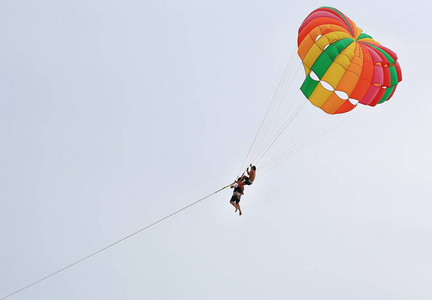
[[243, 177, 253, 185], [230, 193, 241, 204]]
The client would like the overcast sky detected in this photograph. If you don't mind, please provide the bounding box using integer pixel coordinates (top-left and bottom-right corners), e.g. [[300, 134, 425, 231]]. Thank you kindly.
[[1, 0, 431, 299]]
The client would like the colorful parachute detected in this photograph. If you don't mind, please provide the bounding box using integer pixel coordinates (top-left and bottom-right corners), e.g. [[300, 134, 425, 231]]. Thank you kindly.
[[298, 7, 402, 114]]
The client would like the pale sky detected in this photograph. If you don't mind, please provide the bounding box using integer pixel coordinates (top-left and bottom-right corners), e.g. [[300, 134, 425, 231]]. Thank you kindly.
[[1, 0, 431, 299]]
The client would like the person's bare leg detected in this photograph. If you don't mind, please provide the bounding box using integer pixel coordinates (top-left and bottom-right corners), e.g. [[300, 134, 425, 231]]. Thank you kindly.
[[237, 204, 242, 216], [230, 201, 237, 212]]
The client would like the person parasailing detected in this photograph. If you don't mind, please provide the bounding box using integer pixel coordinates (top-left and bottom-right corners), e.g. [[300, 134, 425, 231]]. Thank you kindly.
[[230, 178, 245, 216], [240, 164, 256, 185]]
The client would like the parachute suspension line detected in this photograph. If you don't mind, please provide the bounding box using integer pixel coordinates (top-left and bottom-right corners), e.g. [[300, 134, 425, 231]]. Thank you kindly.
[[257, 108, 326, 171], [259, 109, 363, 175], [253, 98, 308, 166], [263, 108, 334, 166], [248, 48, 300, 169], [251, 89, 304, 164], [250, 64, 302, 163], [260, 112, 345, 172], [254, 60, 300, 144], [237, 48, 298, 177], [248, 56, 304, 167], [0, 184, 232, 300], [254, 57, 299, 147], [261, 61, 303, 137]]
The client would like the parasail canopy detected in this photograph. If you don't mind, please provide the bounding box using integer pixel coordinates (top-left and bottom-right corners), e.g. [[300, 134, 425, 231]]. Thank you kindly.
[[297, 6, 402, 114]]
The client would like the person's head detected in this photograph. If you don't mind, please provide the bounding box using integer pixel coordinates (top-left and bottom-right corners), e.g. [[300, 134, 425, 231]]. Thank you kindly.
[[237, 177, 242, 181], [252, 166, 256, 171]]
